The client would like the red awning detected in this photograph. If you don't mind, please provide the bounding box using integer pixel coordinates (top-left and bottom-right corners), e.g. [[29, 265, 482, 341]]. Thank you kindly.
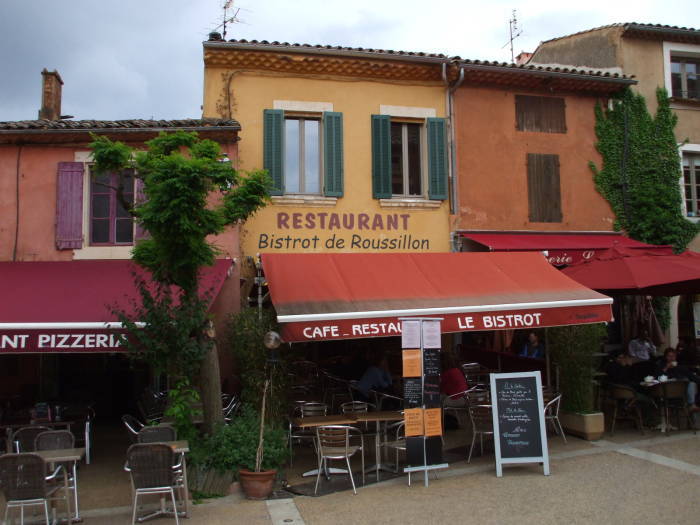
[[261, 252, 612, 342], [459, 232, 671, 265], [0, 259, 232, 353], [562, 246, 700, 296]]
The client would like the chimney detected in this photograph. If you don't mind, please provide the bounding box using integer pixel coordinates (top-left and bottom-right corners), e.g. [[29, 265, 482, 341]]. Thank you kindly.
[[38, 69, 63, 120], [515, 52, 533, 66]]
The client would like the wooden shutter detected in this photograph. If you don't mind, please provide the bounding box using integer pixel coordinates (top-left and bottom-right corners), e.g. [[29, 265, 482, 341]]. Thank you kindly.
[[427, 117, 448, 200], [55, 162, 84, 250], [133, 177, 148, 241], [515, 95, 566, 133], [263, 109, 284, 195], [323, 112, 344, 197], [371, 114, 391, 199], [527, 154, 562, 223]]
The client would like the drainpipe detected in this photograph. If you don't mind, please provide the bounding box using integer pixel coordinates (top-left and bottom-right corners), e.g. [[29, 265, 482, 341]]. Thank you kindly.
[[13, 145, 23, 261], [442, 63, 465, 242]]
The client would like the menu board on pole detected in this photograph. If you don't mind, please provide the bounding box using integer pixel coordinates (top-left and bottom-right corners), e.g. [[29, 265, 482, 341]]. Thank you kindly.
[[400, 317, 448, 487], [490, 371, 550, 477]]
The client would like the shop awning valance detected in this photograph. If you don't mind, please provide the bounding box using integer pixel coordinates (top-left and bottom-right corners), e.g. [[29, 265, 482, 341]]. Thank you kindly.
[[261, 252, 613, 342], [0, 259, 232, 353], [459, 232, 671, 265]]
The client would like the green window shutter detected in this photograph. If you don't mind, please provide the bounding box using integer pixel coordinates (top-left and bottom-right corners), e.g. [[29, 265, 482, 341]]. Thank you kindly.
[[427, 117, 448, 200], [263, 109, 284, 195], [323, 112, 344, 197], [371, 114, 391, 199]]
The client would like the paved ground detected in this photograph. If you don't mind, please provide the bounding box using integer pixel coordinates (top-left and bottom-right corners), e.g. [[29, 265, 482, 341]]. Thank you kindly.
[[2, 427, 699, 524]]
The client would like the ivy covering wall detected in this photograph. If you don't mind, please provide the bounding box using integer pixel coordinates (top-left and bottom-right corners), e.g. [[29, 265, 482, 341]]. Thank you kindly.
[[590, 87, 700, 330], [590, 87, 698, 252]]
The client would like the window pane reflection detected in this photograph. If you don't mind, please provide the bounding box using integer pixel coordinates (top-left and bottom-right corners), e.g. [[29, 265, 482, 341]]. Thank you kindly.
[[391, 123, 403, 194], [285, 119, 300, 193], [304, 120, 320, 193], [407, 124, 421, 195]]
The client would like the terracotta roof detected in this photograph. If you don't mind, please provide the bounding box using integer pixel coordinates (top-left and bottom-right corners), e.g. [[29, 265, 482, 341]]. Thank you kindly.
[[540, 22, 700, 45], [205, 37, 448, 61], [0, 118, 240, 131], [454, 58, 633, 82]]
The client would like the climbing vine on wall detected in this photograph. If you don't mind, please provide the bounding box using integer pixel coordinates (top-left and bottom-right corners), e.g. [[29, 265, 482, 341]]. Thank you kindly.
[[590, 87, 698, 252], [590, 87, 699, 330]]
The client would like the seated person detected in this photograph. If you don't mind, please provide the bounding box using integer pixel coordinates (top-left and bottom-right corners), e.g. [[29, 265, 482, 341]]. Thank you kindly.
[[604, 351, 658, 425], [440, 352, 468, 401], [356, 353, 392, 402], [627, 330, 656, 362], [519, 332, 545, 359], [655, 348, 700, 412], [605, 351, 635, 387]]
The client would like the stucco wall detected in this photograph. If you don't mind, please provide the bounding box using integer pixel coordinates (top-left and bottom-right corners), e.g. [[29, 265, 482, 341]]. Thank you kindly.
[[531, 27, 622, 70], [452, 86, 615, 231], [203, 70, 451, 255]]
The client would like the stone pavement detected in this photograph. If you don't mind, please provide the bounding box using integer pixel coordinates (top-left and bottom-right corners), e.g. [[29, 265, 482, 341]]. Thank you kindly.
[[51, 429, 699, 525]]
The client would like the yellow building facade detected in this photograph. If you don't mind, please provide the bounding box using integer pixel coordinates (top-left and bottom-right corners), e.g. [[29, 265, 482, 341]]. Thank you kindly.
[[202, 38, 451, 258]]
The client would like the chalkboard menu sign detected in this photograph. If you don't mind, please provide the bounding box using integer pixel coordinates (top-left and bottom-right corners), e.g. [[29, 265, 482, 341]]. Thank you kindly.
[[490, 371, 550, 477], [423, 349, 441, 376], [403, 377, 423, 408]]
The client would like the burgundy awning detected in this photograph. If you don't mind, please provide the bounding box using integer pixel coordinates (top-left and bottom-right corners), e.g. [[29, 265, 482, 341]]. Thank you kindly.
[[0, 259, 232, 353], [459, 232, 672, 265], [262, 252, 613, 343]]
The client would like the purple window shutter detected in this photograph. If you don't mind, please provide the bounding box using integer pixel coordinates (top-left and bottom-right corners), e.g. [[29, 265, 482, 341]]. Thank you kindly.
[[133, 177, 149, 240], [55, 162, 84, 250]]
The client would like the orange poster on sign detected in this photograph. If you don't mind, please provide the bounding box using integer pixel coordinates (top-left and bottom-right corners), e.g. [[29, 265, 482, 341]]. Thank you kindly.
[[404, 408, 424, 437], [402, 349, 422, 377], [424, 408, 443, 437]]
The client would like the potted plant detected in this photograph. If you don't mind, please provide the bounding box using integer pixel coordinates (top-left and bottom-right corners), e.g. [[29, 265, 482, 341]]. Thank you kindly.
[[547, 324, 607, 440]]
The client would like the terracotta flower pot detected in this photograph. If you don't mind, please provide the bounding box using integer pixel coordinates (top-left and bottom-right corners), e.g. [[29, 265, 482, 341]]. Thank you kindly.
[[238, 469, 276, 500]]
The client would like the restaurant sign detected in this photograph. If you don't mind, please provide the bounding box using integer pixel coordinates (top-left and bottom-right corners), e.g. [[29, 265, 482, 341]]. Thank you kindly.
[[257, 212, 432, 251], [279, 303, 612, 342], [0, 330, 127, 354], [545, 250, 597, 266]]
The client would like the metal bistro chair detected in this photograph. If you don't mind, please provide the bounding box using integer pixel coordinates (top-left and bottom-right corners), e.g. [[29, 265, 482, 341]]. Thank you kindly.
[[137, 425, 177, 443], [461, 362, 484, 387], [607, 384, 645, 436], [62, 405, 95, 464], [314, 425, 365, 495], [125, 443, 184, 525], [12, 426, 50, 453], [380, 421, 408, 482], [289, 402, 328, 466], [543, 393, 567, 443], [0, 453, 70, 525], [35, 430, 79, 521], [467, 404, 494, 463], [442, 389, 470, 431], [650, 381, 697, 435], [123, 414, 146, 443]]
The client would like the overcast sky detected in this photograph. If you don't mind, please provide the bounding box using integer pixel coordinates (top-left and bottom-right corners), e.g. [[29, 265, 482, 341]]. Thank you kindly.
[[0, 0, 697, 121]]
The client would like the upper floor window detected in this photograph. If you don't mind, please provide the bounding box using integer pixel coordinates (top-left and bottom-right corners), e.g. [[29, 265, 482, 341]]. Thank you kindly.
[[683, 153, 700, 217], [671, 56, 699, 100], [527, 153, 562, 223], [90, 169, 135, 245], [391, 122, 422, 196], [264, 109, 343, 198], [371, 115, 447, 201], [284, 118, 321, 194], [515, 95, 566, 133]]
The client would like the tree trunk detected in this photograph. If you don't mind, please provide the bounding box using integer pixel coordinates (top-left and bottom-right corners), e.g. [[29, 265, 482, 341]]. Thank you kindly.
[[200, 341, 224, 435]]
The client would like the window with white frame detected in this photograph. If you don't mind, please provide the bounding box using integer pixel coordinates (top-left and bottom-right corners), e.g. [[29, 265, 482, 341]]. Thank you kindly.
[[89, 168, 135, 245], [683, 152, 700, 217], [284, 117, 321, 194], [671, 55, 700, 100], [390, 121, 422, 196]]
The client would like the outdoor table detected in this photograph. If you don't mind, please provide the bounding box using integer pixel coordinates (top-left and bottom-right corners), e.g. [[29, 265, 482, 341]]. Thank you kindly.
[[353, 411, 404, 482], [35, 446, 85, 523], [1, 420, 75, 453], [165, 440, 191, 518]]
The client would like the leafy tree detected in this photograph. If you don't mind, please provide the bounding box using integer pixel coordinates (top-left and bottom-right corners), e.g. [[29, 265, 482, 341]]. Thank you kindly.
[[90, 130, 271, 434]]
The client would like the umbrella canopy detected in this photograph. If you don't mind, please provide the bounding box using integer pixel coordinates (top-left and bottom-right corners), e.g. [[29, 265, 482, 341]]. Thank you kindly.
[[561, 245, 700, 296]]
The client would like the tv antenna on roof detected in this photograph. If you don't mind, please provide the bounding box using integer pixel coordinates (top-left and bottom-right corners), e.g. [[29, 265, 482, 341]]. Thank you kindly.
[[215, 0, 242, 40], [502, 9, 523, 64]]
